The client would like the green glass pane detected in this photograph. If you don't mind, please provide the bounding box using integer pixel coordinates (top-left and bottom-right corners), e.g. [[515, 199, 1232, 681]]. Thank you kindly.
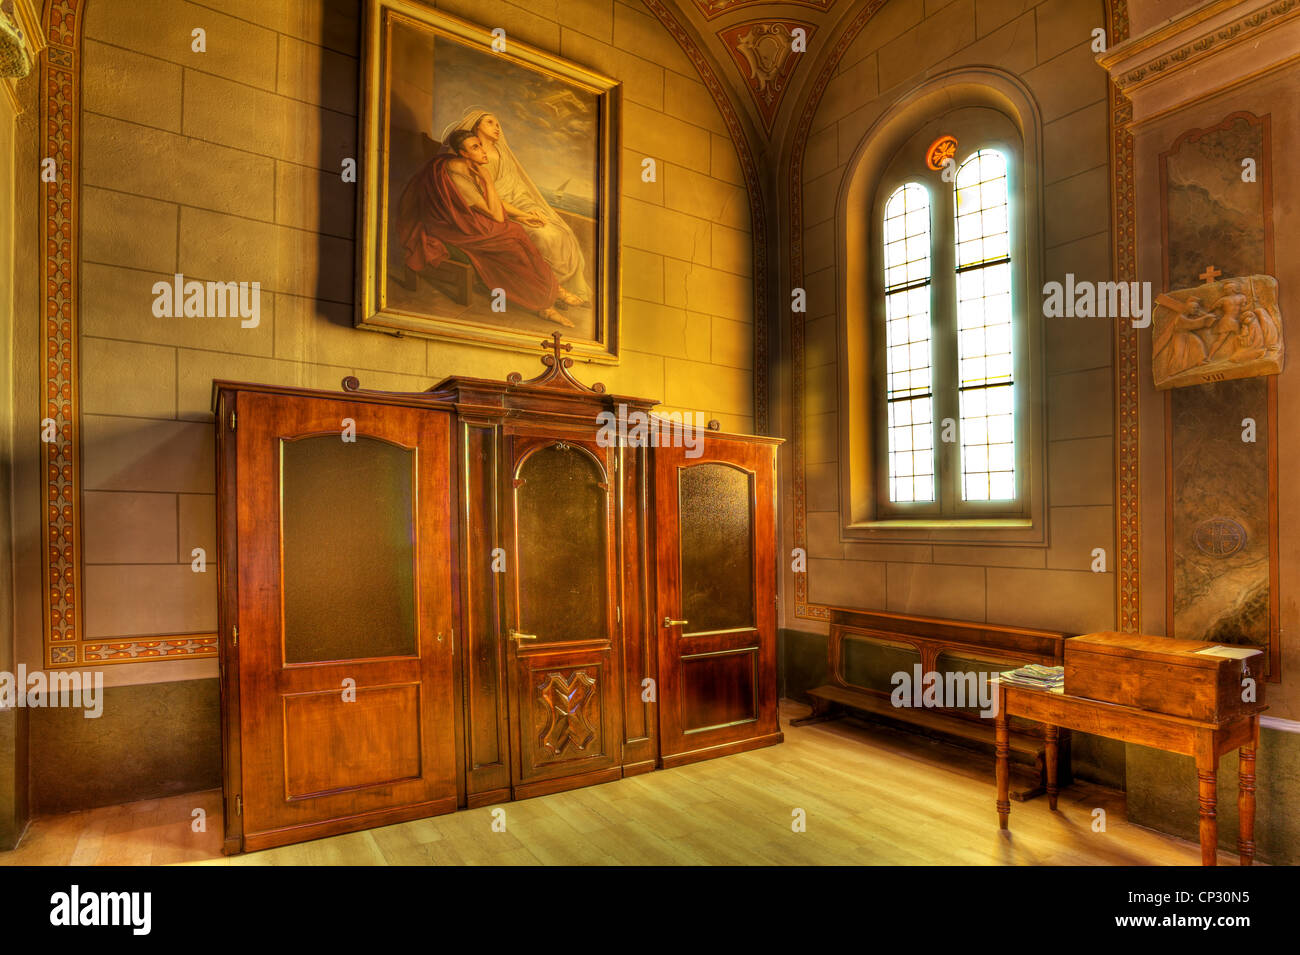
[[843, 637, 920, 694], [679, 464, 754, 634], [281, 435, 417, 663], [517, 445, 607, 642]]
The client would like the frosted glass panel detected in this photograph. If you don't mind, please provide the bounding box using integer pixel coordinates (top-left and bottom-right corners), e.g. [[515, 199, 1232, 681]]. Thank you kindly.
[[281, 435, 417, 663], [679, 464, 754, 634], [882, 181, 935, 503], [953, 148, 1016, 502], [517, 445, 607, 642]]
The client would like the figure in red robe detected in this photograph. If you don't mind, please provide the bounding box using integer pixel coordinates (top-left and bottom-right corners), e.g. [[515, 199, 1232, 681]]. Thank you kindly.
[[396, 129, 571, 325]]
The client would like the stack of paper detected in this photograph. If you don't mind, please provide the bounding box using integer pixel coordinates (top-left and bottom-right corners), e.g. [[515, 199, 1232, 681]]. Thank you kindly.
[[998, 664, 1065, 690]]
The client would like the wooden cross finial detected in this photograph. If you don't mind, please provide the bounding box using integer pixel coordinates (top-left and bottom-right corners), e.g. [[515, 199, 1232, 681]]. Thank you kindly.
[[541, 331, 573, 369], [1199, 264, 1222, 283], [504, 333, 606, 394]]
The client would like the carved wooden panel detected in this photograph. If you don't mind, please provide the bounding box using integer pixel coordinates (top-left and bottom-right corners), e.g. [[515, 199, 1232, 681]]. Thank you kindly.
[[537, 669, 600, 756], [516, 655, 617, 782]]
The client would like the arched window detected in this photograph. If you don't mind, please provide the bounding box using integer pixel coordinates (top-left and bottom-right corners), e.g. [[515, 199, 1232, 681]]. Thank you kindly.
[[882, 182, 935, 504], [866, 107, 1033, 523], [953, 148, 1015, 504]]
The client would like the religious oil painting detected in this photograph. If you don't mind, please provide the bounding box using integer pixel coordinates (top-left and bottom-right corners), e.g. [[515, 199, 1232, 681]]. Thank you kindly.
[[357, 0, 621, 362]]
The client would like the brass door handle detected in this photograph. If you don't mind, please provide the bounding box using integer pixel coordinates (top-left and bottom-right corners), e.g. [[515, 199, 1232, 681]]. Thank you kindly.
[[509, 629, 538, 641], [663, 617, 689, 628]]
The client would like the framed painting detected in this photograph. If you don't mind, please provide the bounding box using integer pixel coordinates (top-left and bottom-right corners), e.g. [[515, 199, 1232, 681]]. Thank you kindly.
[[357, 0, 621, 362]]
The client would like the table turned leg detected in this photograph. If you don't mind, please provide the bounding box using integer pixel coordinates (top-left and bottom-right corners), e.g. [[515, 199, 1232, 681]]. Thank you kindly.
[[995, 686, 1010, 830], [1045, 724, 1059, 811], [1196, 749, 1218, 867], [1238, 717, 1259, 866]]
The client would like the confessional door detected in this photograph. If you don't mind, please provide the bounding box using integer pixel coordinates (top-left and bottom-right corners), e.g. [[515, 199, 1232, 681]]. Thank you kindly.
[[505, 435, 622, 796], [655, 438, 779, 761], [233, 393, 459, 849]]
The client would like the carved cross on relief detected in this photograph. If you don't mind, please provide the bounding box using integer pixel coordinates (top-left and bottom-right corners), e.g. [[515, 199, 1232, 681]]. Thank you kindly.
[[538, 670, 597, 755], [1199, 264, 1222, 283]]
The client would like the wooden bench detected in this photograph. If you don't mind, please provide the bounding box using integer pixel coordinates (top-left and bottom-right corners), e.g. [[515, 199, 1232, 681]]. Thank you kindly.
[[793, 609, 1070, 801]]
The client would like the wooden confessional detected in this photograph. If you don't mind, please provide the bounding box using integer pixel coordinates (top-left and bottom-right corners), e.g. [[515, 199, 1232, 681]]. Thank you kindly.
[[213, 336, 781, 853]]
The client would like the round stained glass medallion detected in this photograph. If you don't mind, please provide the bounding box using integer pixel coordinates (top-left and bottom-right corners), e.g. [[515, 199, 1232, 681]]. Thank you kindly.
[[925, 134, 958, 171]]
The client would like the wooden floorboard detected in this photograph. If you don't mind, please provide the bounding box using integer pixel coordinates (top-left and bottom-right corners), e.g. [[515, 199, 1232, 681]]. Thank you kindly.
[[0, 701, 1234, 866]]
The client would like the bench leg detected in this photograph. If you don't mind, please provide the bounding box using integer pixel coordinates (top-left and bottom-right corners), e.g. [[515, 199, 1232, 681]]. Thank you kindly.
[[790, 695, 841, 726], [1045, 724, 1059, 811], [996, 698, 1010, 830]]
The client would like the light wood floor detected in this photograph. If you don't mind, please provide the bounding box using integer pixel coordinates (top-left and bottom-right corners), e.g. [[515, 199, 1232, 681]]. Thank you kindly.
[[1, 701, 1232, 865]]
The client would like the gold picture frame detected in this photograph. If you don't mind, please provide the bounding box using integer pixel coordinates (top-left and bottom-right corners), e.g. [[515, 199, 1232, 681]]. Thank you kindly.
[[356, 0, 622, 363]]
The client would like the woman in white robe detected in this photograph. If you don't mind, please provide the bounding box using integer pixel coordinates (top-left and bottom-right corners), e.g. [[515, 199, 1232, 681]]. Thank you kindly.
[[441, 108, 591, 306]]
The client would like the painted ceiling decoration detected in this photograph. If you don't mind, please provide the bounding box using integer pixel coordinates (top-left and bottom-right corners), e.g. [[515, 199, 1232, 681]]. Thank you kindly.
[[694, 0, 836, 21], [719, 19, 816, 131], [666, 0, 850, 142]]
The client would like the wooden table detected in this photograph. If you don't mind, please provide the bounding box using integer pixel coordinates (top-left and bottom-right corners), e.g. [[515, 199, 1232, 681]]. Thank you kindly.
[[994, 679, 1264, 865]]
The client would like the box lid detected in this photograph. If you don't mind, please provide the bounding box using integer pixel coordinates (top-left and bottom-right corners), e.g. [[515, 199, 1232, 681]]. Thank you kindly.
[[1067, 632, 1262, 669]]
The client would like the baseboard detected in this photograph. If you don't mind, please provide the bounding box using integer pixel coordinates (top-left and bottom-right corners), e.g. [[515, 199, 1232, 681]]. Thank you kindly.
[[660, 732, 784, 769], [0, 819, 30, 853], [240, 796, 458, 853], [466, 787, 511, 809], [512, 766, 623, 801]]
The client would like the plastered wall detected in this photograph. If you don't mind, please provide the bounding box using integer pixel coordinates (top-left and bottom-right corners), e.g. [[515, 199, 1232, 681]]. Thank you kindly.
[[9, 0, 757, 810], [787, 0, 1117, 636]]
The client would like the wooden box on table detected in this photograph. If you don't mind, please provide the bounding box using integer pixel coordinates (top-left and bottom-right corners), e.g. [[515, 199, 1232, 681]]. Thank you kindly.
[[1064, 632, 1263, 722]]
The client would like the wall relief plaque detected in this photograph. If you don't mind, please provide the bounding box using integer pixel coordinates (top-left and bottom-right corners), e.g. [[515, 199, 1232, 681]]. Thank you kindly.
[[1192, 517, 1247, 558], [1152, 274, 1283, 390]]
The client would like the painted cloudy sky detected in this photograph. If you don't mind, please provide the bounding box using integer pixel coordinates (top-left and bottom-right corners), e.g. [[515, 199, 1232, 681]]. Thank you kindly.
[[431, 37, 600, 218]]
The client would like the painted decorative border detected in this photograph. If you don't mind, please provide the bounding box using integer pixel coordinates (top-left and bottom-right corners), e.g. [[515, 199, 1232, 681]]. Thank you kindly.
[[1109, 0, 1138, 634], [642, 0, 769, 434], [40, 0, 216, 666], [789, 1, 1135, 623], [41, 0, 83, 666], [693, 0, 836, 23]]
